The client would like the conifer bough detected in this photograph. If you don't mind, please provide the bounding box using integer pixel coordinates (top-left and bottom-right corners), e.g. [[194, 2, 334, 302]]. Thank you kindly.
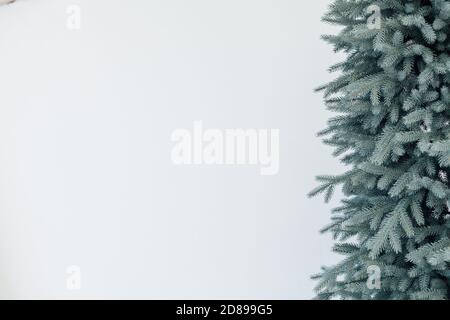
[[310, 0, 450, 300]]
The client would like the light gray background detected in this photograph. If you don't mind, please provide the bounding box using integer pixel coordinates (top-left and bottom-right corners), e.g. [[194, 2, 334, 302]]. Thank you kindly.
[[0, 0, 344, 299]]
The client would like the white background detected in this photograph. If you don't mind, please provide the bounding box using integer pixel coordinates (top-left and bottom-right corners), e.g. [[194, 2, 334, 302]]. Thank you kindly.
[[0, 0, 344, 299]]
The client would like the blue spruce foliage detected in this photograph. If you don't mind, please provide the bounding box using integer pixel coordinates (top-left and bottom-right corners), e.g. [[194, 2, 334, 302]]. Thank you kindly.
[[310, 0, 450, 300]]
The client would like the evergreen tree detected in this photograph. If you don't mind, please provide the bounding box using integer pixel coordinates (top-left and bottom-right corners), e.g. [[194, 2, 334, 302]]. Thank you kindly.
[[310, 0, 450, 300]]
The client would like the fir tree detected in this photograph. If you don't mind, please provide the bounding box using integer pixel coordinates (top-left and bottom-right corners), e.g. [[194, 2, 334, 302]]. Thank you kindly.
[[310, 0, 450, 300]]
